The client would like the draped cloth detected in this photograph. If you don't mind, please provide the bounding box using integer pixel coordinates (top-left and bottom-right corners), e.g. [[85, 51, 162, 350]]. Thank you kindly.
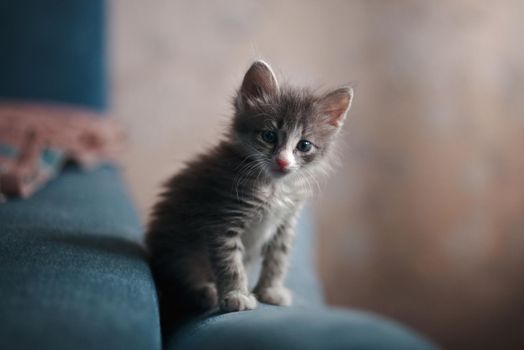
[[0, 102, 124, 199]]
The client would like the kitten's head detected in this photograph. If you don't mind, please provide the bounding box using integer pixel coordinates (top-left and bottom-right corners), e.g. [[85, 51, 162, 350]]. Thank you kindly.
[[232, 60, 353, 181]]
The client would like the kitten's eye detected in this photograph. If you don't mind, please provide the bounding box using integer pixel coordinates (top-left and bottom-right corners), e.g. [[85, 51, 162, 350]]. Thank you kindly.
[[296, 140, 313, 152], [261, 130, 277, 144]]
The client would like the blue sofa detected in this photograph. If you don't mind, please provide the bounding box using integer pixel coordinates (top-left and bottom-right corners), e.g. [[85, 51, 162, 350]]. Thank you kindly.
[[0, 1, 437, 349]]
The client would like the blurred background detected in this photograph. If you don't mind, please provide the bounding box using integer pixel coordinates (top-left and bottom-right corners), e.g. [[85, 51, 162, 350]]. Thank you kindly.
[[111, 1, 524, 348]]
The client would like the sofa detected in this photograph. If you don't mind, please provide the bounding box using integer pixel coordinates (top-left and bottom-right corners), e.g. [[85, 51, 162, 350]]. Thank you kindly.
[[0, 1, 437, 349]]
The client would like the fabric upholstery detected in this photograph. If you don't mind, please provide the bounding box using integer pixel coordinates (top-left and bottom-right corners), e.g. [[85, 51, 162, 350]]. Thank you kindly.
[[0, 166, 161, 350], [169, 307, 436, 350], [0, 0, 106, 110]]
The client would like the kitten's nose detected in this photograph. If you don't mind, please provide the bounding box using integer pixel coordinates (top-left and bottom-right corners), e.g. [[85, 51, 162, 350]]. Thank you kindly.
[[276, 157, 289, 171]]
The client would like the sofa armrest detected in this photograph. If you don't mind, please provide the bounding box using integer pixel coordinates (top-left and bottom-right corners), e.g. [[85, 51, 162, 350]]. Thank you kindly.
[[0, 166, 161, 350]]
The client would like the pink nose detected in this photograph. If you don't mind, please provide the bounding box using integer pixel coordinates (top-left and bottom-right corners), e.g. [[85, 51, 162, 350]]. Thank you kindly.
[[276, 158, 289, 170]]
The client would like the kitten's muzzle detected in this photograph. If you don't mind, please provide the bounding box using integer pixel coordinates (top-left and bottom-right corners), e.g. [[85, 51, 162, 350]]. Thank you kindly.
[[271, 159, 292, 176], [275, 158, 290, 171]]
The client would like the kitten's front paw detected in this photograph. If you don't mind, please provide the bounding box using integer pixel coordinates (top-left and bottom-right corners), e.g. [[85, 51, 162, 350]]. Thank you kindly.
[[220, 291, 258, 312], [254, 286, 292, 306]]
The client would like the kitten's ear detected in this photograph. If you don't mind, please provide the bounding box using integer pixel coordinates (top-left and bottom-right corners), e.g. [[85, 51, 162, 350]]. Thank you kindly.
[[238, 60, 279, 107], [319, 87, 354, 128]]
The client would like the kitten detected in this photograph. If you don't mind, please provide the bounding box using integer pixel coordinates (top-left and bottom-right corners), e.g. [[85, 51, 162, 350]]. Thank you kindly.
[[146, 61, 353, 315]]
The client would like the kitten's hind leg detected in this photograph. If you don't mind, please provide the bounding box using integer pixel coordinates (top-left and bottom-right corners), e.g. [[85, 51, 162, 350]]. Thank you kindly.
[[193, 283, 218, 310], [180, 253, 218, 310], [155, 275, 216, 339], [184, 278, 218, 311], [152, 251, 218, 316]]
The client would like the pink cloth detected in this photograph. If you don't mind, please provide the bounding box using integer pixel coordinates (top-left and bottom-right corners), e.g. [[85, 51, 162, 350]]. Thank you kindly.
[[0, 102, 124, 199]]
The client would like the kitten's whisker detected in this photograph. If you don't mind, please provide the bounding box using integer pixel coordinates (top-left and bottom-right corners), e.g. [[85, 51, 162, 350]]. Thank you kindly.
[[304, 169, 321, 194], [254, 162, 266, 187], [233, 157, 265, 200], [302, 174, 313, 195]]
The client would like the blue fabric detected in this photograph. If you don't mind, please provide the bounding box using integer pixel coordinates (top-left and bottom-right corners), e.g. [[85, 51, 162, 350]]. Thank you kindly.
[[0, 0, 106, 110], [0, 166, 161, 350], [169, 307, 436, 350]]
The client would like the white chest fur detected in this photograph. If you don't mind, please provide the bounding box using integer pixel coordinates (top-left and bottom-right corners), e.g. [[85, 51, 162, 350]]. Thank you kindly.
[[241, 190, 295, 263]]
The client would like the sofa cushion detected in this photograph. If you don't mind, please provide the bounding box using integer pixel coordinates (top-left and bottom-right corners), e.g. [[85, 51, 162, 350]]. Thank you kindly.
[[0, 0, 106, 110], [0, 166, 161, 350], [169, 307, 436, 350]]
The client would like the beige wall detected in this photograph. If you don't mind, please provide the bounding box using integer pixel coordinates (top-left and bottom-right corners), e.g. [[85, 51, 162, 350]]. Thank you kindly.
[[111, 1, 524, 348]]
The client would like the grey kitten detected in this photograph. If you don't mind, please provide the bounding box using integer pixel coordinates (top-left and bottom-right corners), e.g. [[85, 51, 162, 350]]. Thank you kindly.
[[146, 61, 353, 316]]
